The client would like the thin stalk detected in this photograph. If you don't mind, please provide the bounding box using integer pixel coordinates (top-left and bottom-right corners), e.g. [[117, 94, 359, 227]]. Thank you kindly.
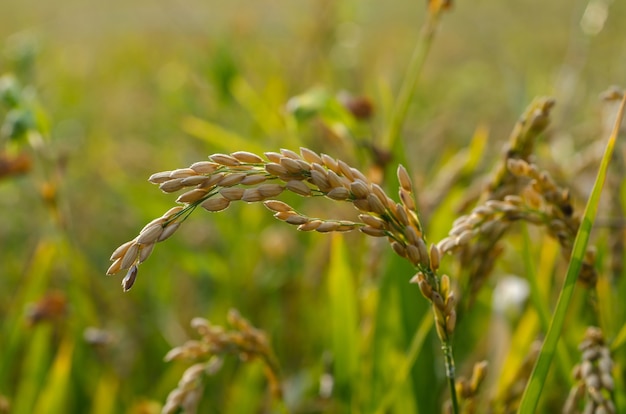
[[383, 5, 446, 152], [442, 340, 459, 413], [518, 92, 626, 412]]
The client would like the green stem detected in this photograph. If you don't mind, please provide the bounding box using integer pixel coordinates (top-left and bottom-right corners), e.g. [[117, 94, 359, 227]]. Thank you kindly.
[[442, 340, 459, 414], [383, 7, 444, 152]]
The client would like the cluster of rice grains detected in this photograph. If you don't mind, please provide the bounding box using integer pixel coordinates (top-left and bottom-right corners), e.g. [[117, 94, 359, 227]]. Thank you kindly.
[[107, 147, 437, 291], [436, 97, 597, 300], [563, 327, 616, 414], [161, 309, 281, 414]]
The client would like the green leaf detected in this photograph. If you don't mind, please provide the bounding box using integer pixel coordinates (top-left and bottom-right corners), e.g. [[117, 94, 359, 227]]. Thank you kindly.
[[327, 234, 359, 408]]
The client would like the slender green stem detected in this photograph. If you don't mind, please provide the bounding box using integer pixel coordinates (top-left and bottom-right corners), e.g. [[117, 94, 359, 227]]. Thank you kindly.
[[442, 340, 459, 414], [383, 7, 444, 152]]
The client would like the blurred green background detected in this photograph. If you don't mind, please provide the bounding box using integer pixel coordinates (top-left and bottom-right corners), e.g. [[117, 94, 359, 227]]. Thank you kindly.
[[0, 0, 625, 412]]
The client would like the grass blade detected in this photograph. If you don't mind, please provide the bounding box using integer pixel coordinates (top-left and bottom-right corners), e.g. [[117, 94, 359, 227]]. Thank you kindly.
[[327, 235, 359, 409], [518, 92, 626, 412]]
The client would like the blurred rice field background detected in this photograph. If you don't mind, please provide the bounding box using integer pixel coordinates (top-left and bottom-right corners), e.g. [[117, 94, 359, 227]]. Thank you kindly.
[[0, 0, 625, 412]]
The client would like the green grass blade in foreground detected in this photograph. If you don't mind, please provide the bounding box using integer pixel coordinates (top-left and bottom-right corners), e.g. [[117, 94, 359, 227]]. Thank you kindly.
[[375, 313, 432, 414], [518, 93, 626, 413], [328, 235, 359, 410]]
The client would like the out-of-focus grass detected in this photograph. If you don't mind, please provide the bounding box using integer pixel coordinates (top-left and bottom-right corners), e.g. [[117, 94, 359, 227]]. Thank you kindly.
[[0, 0, 625, 413]]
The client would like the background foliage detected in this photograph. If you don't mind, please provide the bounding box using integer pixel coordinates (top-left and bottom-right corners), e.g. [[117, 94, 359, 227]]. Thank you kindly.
[[0, 0, 625, 413]]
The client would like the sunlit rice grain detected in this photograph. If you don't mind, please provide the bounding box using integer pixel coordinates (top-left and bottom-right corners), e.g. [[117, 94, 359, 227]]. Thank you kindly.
[[169, 168, 198, 179], [263, 200, 293, 213], [209, 154, 240, 166], [300, 147, 323, 165], [286, 180, 312, 196], [219, 187, 245, 201], [189, 161, 219, 174], [201, 197, 230, 212], [241, 188, 264, 202], [148, 171, 173, 184], [298, 220, 322, 231], [257, 184, 285, 198], [327, 187, 351, 200], [160, 178, 185, 193], [265, 163, 289, 177], [110, 240, 135, 261], [120, 242, 139, 270], [176, 188, 209, 204], [231, 151, 264, 163], [158, 222, 181, 242], [137, 223, 164, 245], [240, 174, 267, 185], [180, 175, 209, 187]]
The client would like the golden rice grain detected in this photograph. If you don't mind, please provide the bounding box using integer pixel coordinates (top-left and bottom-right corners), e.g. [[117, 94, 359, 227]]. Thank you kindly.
[[218, 172, 247, 187], [406, 244, 422, 265], [397, 165, 412, 192], [231, 151, 264, 163], [359, 226, 387, 237], [265, 163, 289, 177], [201, 197, 230, 212], [326, 187, 351, 200], [391, 241, 407, 258], [286, 180, 312, 196], [315, 221, 340, 233], [280, 148, 301, 160], [263, 200, 293, 213], [120, 243, 139, 270], [429, 244, 441, 271], [309, 170, 332, 192], [349, 180, 369, 199], [181, 175, 209, 187], [199, 173, 225, 189], [257, 184, 285, 198], [240, 174, 267, 185], [169, 168, 198, 179], [326, 170, 346, 189], [274, 211, 298, 221], [137, 223, 164, 245], [367, 194, 387, 215], [395, 204, 410, 226], [300, 147, 323, 165], [263, 151, 282, 163], [138, 243, 155, 263], [400, 188, 416, 211], [176, 188, 209, 204], [298, 220, 322, 231], [219, 187, 245, 201], [189, 161, 219, 174], [241, 188, 264, 202], [285, 215, 309, 225], [280, 157, 305, 174], [110, 240, 135, 261], [158, 222, 181, 242], [321, 153, 340, 174], [149, 171, 173, 184], [160, 178, 185, 193], [338, 160, 355, 181], [353, 198, 371, 212], [357, 214, 384, 229], [209, 154, 240, 166], [106, 257, 123, 275], [350, 167, 368, 183]]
